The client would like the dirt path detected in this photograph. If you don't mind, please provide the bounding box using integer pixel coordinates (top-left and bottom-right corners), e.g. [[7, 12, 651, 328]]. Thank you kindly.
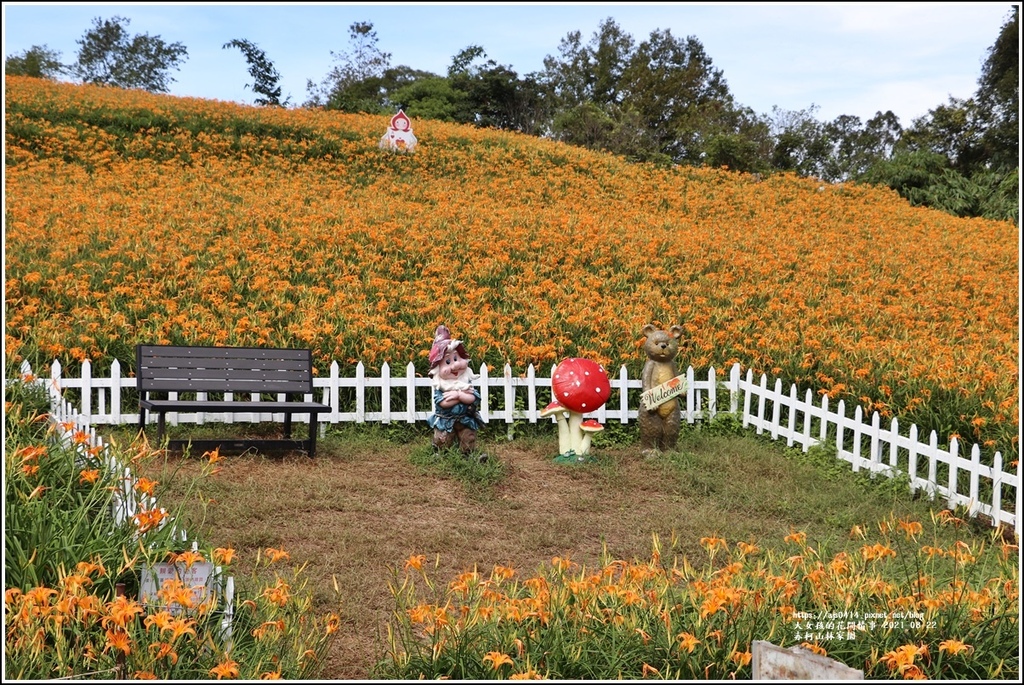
[[192, 439, 706, 678]]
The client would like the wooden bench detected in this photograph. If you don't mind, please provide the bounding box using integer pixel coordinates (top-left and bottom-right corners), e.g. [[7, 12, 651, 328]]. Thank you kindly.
[[136, 345, 331, 458]]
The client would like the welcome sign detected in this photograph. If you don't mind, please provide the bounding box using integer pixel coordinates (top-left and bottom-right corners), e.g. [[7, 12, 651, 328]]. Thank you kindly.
[[640, 374, 687, 410]]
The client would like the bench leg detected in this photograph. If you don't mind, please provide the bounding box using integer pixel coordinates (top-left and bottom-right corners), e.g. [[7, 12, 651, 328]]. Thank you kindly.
[[157, 413, 167, 446], [283, 413, 293, 439], [308, 416, 318, 459]]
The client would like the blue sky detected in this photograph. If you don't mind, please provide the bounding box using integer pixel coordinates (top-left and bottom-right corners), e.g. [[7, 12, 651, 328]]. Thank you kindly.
[[2, 2, 1015, 126]]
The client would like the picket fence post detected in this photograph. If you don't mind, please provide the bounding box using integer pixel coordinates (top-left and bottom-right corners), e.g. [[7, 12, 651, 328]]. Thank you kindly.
[[405, 362, 417, 424], [526, 364, 537, 422], [968, 444, 982, 517], [380, 362, 391, 424], [478, 364, 490, 423], [947, 437, 960, 511], [907, 424, 921, 494], [729, 363, 741, 415], [618, 365, 630, 423], [355, 362, 365, 423], [707, 366, 717, 421], [927, 431, 940, 500]]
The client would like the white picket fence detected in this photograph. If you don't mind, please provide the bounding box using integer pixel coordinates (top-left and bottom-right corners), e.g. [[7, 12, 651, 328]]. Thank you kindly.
[[25, 358, 1020, 534]]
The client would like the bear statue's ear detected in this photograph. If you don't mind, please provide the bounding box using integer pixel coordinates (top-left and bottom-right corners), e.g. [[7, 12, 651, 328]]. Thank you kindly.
[[669, 325, 683, 339], [642, 324, 656, 337]]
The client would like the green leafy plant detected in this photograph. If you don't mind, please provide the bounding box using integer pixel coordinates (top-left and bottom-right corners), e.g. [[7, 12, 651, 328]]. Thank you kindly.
[[4, 380, 341, 679]]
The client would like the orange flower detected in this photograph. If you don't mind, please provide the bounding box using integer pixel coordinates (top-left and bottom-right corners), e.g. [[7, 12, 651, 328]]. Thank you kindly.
[[264, 547, 290, 563], [509, 669, 543, 680], [404, 554, 426, 572], [902, 665, 928, 680], [262, 579, 291, 607], [144, 610, 174, 632], [483, 651, 514, 670], [860, 543, 897, 562], [938, 639, 973, 656], [149, 641, 179, 665], [700, 536, 727, 552], [784, 531, 807, 545], [897, 519, 923, 539], [213, 547, 236, 565], [736, 541, 759, 556], [103, 595, 145, 629], [104, 628, 132, 655], [325, 613, 340, 635], [209, 658, 240, 679], [79, 469, 101, 485], [880, 643, 925, 674], [165, 617, 197, 641], [677, 631, 701, 653]]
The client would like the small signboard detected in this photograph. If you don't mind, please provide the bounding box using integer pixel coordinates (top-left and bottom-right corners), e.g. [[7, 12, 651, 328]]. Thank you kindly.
[[640, 374, 687, 410], [752, 640, 863, 680], [140, 561, 215, 615]]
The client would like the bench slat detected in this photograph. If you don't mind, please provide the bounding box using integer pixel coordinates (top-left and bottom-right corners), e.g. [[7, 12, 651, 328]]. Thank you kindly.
[[141, 379, 312, 394], [142, 368, 307, 381], [140, 357, 311, 372], [138, 345, 310, 360], [140, 399, 330, 412]]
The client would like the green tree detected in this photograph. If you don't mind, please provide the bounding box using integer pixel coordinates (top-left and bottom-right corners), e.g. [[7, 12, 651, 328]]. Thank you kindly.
[[620, 27, 733, 164], [899, 97, 986, 175], [223, 38, 284, 106], [306, 21, 391, 110], [975, 5, 1018, 172], [445, 46, 548, 133], [5, 44, 65, 79], [823, 110, 902, 182], [541, 18, 742, 165], [768, 106, 833, 178], [391, 73, 467, 121], [72, 15, 187, 92]]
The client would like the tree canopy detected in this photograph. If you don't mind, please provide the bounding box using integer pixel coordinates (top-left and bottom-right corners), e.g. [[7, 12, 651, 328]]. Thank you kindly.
[[72, 15, 187, 92], [223, 38, 283, 106], [5, 44, 65, 79]]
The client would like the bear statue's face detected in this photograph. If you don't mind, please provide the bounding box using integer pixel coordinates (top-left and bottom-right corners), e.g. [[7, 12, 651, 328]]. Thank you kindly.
[[644, 331, 679, 363]]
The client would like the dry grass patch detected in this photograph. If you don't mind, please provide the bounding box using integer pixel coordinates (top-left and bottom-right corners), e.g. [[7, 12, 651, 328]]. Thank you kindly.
[[122, 424, 985, 679]]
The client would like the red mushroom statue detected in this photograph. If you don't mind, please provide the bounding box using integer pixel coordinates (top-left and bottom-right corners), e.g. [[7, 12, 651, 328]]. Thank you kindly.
[[550, 357, 609, 457]]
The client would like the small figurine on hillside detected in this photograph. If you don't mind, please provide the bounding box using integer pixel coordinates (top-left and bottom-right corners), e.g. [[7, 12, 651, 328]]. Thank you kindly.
[[427, 325, 483, 457], [639, 324, 685, 457], [379, 109, 418, 152]]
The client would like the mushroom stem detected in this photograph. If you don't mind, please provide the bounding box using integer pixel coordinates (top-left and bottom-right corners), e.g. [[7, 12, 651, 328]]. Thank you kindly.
[[567, 412, 584, 455], [580, 432, 593, 455], [556, 412, 570, 455]]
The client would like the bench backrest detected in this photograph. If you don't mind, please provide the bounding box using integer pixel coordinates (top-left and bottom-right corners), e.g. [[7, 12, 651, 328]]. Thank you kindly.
[[136, 345, 315, 396]]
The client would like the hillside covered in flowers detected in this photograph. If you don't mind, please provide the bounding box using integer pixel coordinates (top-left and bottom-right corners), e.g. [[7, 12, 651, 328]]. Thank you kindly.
[[4, 75, 1018, 458]]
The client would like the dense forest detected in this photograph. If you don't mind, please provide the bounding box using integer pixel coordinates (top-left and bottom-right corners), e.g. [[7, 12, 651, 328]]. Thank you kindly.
[[6, 7, 1019, 222]]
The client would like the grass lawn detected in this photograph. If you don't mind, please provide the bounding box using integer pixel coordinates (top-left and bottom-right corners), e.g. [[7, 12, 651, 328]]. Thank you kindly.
[[111, 419, 999, 679]]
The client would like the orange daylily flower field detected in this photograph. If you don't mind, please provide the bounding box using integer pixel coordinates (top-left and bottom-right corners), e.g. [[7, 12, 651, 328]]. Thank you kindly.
[[3, 75, 1019, 461]]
